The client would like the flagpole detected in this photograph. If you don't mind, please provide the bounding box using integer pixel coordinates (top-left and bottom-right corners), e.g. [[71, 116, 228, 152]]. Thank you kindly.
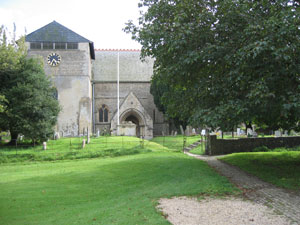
[[117, 51, 120, 135]]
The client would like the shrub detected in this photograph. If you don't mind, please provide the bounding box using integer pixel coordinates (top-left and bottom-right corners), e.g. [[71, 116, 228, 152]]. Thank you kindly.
[[252, 146, 269, 152]]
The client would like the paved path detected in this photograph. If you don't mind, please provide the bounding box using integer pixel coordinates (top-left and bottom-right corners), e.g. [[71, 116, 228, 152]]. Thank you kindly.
[[185, 152, 300, 225]]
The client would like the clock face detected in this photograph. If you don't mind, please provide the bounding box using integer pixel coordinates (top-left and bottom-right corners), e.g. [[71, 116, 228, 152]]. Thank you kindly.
[[47, 53, 61, 66]]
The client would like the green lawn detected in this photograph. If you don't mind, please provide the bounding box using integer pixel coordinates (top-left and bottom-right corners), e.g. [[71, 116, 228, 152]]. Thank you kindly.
[[0, 152, 238, 225], [189, 142, 205, 155], [0, 135, 201, 163], [220, 151, 300, 190]]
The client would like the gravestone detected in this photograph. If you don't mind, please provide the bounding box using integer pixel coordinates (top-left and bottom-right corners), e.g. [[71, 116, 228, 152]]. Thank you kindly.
[[237, 128, 241, 136], [174, 131, 177, 136], [284, 130, 288, 137], [162, 131, 165, 136], [97, 129, 100, 137], [201, 129, 206, 136], [192, 128, 196, 135], [185, 126, 192, 136], [82, 139, 86, 148], [54, 132, 60, 140], [275, 130, 282, 137], [180, 125, 184, 135], [171, 130, 174, 136], [43, 142, 47, 150], [247, 128, 253, 136]]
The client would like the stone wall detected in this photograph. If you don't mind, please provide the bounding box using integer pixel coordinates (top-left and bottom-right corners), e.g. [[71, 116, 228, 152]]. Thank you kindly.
[[93, 49, 168, 137], [206, 135, 300, 155], [27, 42, 93, 136]]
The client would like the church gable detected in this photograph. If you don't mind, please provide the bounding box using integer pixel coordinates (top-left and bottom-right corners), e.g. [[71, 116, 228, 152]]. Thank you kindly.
[[111, 92, 153, 139]]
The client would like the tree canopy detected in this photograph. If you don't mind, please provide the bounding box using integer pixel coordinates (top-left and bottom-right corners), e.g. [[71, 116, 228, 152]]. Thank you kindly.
[[0, 25, 60, 143], [125, 0, 300, 131]]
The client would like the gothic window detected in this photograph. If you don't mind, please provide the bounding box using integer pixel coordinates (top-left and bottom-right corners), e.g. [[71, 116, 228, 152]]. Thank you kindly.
[[99, 105, 109, 123]]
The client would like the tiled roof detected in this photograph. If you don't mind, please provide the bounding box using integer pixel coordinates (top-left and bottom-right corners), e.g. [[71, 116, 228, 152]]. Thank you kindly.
[[25, 20, 91, 43], [26, 21, 95, 59]]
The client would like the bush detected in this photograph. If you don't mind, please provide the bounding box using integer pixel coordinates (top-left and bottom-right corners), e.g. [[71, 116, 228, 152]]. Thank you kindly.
[[252, 146, 269, 152]]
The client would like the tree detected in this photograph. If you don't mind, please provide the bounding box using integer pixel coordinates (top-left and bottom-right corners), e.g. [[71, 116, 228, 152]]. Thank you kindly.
[[125, 0, 300, 131], [0, 25, 60, 143], [0, 95, 6, 113]]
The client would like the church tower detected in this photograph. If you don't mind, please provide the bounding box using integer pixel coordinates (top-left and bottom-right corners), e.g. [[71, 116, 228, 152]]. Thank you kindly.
[[25, 21, 95, 136]]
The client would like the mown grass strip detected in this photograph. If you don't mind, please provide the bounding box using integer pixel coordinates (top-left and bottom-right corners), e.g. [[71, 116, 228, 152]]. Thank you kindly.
[[0, 152, 239, 225], [220, 151, 300, 190]]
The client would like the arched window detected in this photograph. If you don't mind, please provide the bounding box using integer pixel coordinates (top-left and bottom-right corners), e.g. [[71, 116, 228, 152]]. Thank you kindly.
[[99, 105, 109, 122]]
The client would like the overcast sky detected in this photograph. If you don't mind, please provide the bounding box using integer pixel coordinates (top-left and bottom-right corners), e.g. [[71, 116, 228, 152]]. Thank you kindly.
[[0, 0, 142, 49]]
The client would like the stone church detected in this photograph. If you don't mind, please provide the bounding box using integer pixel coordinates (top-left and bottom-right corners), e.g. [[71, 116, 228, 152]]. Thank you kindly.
[[25, 21, 168, 139]]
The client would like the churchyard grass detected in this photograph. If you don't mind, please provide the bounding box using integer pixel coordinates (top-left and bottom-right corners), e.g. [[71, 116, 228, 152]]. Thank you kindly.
[[189, 143, 205, 155], [0, 152, 239, 225], [0, 135, 201, 163], [220, 150, 300, 190], [151, 135, 201, 151]]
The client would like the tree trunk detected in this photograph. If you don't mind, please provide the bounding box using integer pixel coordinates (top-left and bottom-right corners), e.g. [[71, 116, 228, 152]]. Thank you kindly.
[[8, 132, 18, 146], [245, 122, 253, 132]]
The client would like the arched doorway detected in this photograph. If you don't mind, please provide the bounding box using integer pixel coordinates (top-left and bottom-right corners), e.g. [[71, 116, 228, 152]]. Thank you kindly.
[[125, 114, 140, 137], [120, 109, 146, 138]]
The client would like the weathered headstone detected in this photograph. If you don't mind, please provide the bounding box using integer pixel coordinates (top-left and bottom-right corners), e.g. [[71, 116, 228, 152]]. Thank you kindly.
[[180, 125, 184, 135], [162, 131, 165, 136], [171, 130, 174, 136], [192, 128, 196, 135], [247, 128, 253, 136], [201, 129, 206, 136], [43, 142, 47, 150], [54, 132, 60, 140], [97, 129, 100, 137], [237, 128, 241, 136], [185, 126, 192, 136], [174, 131, 177, 136], [82, 139, 86, 148], [275, 130, 282, 137], [284, 130, 288, 136]]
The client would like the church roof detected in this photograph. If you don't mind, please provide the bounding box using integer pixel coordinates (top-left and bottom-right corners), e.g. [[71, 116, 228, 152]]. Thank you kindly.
[[25, 20, 91, 43], [26, 21, 95, 59]]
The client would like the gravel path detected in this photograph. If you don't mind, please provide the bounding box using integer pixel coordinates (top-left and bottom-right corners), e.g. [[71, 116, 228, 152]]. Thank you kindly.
[[184, 152, 300, 224], [158, 196, 291, 225], [157, 147, 300, 225]]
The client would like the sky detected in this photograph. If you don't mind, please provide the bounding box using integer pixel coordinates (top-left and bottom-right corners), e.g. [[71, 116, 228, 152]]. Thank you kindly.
[[0, 0, 142, 49]]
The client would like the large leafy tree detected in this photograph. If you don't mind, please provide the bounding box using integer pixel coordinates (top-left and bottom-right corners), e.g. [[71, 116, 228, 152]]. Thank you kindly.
[[125, 0, 300, 131], [0, 25, 60, 143]]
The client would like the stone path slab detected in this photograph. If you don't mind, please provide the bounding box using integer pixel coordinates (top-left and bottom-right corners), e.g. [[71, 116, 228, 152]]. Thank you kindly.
[[185, 152, 300, 225]]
